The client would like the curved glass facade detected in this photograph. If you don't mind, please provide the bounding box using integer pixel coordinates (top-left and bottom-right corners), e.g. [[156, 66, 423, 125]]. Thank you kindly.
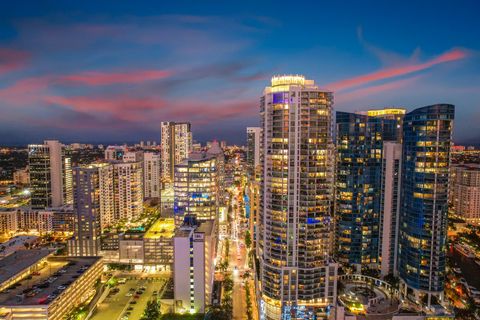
[[398, 104, 454, 298]]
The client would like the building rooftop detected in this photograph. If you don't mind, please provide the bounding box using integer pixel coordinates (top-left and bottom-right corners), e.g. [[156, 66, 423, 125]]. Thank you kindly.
[[144, 218, 175, 239], [0, 255, 101, 306], [175, 219, 215, 238], [0, 249, 52, 284]]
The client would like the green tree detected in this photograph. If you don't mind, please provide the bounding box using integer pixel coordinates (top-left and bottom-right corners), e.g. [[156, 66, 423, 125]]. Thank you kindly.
[[245, 230, 252, 250], [205, 305, 231, 320], [141, 300, 161, 320], [223, 277, 234, 292]]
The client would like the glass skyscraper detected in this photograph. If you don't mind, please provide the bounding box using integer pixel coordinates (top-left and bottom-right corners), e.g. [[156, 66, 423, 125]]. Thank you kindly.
[[398, 104, 454, 305], [335, 109, 402, 268]]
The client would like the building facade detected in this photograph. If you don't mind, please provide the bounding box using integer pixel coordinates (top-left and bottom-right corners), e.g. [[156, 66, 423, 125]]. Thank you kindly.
[[247, 127, 261, 176], [28, 140, 73, 209], [335, 109, 404, 269], [113, 161, 143, 221], [259, 75, 337, 319], [398, 104, 454, 305], [161, 122, 192, 183], [68, 163, 114, 256], [144, 152, 161, 199], [379, 141, 403, 276], [173, 217, 216, 314], [174, 152, 218, 222], [449, 164, 480, 224]]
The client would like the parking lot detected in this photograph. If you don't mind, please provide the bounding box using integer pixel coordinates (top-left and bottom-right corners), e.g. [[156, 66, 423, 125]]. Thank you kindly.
[[91, 275, 167, 320]]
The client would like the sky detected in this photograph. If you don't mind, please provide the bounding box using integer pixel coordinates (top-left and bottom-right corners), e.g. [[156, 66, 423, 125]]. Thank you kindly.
[[0, 1, 479, 145]]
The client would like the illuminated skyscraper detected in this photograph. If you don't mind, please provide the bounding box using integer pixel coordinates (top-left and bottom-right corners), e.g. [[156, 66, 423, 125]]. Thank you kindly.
[[206, 141, 225, 205], [174, 152, 218, 223], [28, 140, 73, 209], [259, 75, 337, 319], [113, 160, 143, 221], [68, 163, 114, 256], [144, 152, 161, 199], [398, 104, 454, 305], [161, 122, 192, 183], [335, 108, 404, 269], [247, 127, 261, 176]]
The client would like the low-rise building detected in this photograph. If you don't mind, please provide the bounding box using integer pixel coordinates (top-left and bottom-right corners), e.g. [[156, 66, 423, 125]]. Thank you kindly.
[[0, 252, 103, 320]]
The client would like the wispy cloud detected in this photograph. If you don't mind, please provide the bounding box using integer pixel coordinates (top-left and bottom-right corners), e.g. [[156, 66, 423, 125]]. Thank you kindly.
[[336, 76, 422, 104], [0, 48, 30, 76], [60, 69, 172, 86], [327, 48, 468, 92]]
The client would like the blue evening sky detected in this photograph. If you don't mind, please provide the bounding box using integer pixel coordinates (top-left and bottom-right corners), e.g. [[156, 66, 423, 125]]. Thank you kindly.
[[0, 0, 479, 145]]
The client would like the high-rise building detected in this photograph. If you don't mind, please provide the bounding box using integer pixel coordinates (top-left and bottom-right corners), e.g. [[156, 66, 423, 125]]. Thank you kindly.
[[335, 109, 404, 269], [246, 127, 261, 176], [259, 75, 337, 319], [144, 152, 161, 199], [68, 163, 114, 256], [28, 140, 73, 209], [173, 216, 216, 314], [449, 164, 480, 225], [113, 161, 144, 221], [379, 141, 403, 276], [398, 104, 454, 305], [174, 152, 218, 223], [161, 122, 192, 183], [206, 141, 225, 205]]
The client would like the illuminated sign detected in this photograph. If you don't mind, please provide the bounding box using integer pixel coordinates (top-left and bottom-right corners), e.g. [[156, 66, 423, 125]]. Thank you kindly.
[[271, 75, 305, 87], [367, 108, 406, 117], [193, 233, 204, 242]]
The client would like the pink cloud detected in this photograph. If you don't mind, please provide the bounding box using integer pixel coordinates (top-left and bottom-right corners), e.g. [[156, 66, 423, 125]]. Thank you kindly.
[[60, 69, 172, 86], [164, 99, 256, 125], [45, 95, 166, 121], [327, 48, 468, 91], [0, 48, 30, 76], [0, 76, 50, 105], [336, 76, 421, 104]]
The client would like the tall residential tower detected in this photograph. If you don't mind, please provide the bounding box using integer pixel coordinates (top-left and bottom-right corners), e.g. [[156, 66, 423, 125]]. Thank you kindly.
[[161, 122, 192, 184], [259, 75, 337, 319]]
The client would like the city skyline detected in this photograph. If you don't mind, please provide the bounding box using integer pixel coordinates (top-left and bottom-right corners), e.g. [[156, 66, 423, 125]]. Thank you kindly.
[[1, 1, 480, 145]]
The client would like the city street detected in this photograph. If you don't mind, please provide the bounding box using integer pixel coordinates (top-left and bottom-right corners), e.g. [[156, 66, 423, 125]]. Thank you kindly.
[[228, 181, 258, 320]]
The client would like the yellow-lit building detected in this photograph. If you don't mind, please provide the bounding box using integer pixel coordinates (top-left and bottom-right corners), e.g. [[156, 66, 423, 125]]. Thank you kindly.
[[143, 218, 175, 270]]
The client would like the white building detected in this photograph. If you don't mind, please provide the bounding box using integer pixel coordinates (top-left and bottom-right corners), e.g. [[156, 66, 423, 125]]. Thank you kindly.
[[379, 141, 403, 276], [104, 145, 127, 161], [144, 152, 160, 199], [13, 167, 29, 185], [113, 161, 143, 221], [173, 217, 216, 314], [161, 122, 192, 183]]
